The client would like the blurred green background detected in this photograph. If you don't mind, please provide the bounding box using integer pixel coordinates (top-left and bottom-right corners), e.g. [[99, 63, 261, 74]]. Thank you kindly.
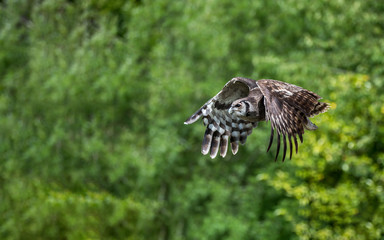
[[1, 0, 384, 239]]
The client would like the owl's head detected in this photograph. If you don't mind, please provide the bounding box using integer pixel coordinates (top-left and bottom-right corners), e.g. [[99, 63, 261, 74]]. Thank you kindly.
[[228, 100, 249, 117]]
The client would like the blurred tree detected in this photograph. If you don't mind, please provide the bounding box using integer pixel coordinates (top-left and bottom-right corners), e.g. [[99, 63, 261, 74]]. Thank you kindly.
[[0, 0, 383, 239]]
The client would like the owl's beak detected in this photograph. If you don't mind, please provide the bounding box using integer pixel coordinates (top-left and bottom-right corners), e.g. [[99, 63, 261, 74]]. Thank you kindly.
[[228, 107, 234, 114]]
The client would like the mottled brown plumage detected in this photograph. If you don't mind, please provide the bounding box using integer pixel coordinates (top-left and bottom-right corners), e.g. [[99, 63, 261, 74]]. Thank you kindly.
[[184, 77, 329, 161]]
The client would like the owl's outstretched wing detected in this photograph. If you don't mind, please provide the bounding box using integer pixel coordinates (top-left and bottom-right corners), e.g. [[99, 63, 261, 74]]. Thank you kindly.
[[256, 79, 329, 162], [184, 77, 258, 158]]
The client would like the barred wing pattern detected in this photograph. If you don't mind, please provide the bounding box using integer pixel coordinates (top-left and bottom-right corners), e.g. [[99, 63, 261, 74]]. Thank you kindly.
[[184, 78, 258, 158], [185, 78, 329, 161], [256, 79, 330, 161]]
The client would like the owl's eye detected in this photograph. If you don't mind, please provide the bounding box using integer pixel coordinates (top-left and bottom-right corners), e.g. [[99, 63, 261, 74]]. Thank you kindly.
[[235, 103, 241, 107]]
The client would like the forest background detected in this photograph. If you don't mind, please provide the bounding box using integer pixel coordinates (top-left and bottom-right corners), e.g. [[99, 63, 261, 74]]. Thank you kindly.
[[1, 0, 384, 239]]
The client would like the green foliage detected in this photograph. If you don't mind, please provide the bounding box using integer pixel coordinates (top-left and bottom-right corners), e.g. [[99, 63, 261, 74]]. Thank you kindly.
[[1, 0, 383, 239]]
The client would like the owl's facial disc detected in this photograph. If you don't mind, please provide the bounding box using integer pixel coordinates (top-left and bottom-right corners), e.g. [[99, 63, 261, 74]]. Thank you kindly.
[[229, 101, 247, 116]]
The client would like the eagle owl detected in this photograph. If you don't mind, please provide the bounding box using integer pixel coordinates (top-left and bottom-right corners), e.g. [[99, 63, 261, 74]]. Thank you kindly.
[[184, 77, 329, 161]]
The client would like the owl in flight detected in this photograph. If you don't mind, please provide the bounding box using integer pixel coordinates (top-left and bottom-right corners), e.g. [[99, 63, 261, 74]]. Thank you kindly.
[[184, 77, 329, 161]]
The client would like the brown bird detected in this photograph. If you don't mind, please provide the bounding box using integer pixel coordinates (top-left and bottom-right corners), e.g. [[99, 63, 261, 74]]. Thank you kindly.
[[184, 77, 329, 161]]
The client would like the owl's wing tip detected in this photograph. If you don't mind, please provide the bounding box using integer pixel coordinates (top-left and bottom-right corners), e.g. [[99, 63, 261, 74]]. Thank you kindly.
[[184, 117, 197, 125]]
